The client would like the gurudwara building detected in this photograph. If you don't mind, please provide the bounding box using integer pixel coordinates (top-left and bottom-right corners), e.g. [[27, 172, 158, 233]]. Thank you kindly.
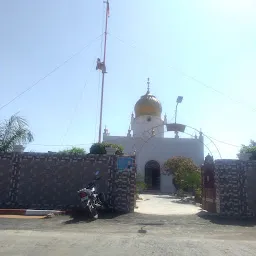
[[103, 79, 204, 193]]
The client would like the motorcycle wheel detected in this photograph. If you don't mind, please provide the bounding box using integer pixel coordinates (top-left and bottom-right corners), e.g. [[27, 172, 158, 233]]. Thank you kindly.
[[88, 201, 98, 219]]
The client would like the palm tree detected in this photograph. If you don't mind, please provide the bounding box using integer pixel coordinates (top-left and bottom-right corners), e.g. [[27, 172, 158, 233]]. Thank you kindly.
[[0, 114, 34, 152]]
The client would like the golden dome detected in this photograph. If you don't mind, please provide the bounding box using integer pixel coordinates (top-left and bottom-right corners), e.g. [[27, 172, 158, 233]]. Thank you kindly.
[[134, 79, 162, 118]]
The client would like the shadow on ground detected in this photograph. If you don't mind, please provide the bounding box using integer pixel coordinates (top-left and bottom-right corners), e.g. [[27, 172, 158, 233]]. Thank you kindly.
[[197, 211, 256, 227], [63, 209, 125, 224]]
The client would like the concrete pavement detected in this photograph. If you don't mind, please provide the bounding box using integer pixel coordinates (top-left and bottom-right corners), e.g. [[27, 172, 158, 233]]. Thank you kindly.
[[1, 214, 256, 256], [1, 194, 256, 255], [1, 228, 256, 256], [135, 194, 201, 215]]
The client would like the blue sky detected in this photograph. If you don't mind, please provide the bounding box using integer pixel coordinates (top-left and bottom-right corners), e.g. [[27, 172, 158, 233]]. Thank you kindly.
[[1, 0, 256, 159]]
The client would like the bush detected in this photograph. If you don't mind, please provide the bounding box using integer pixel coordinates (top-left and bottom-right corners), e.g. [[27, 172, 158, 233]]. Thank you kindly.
[[238, 140, 256, 160], [176, 189, 185, 198], [136, 174, 147, 193], [59, 147, 86, 155], [182, 171, 201, 191], [135, 173, 147, 200], [194, 188, 202, 203], [89, 142, 124, 155], [164, 156, 201, 193], [90, 143, 106, 154]]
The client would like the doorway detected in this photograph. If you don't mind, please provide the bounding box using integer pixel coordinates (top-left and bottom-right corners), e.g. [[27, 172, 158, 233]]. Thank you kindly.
[[145, 160, 161, 190]]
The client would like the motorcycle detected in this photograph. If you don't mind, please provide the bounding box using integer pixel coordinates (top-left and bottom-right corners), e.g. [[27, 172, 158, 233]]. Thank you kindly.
[[77, 170, 106, 219]]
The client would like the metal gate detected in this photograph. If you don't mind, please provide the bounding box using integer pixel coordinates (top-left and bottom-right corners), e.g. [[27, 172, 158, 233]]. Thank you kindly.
[[201, 155, 216, 213]]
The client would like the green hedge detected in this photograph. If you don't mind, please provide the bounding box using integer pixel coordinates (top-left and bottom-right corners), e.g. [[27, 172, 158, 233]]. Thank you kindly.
[[89, 142, 124, 155]]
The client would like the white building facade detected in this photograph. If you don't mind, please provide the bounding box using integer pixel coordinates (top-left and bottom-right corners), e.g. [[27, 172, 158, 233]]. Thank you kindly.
[[103, 79, 204, 193]]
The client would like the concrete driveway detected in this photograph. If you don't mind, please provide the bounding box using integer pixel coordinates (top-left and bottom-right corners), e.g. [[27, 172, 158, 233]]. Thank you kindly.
[[135, 194, 201, 215]]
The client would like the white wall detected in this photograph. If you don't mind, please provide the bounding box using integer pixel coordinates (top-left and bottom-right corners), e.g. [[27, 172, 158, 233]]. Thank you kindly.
[[135, 137, 204, 176], [103, 135, 204, 192], [161, 174, 175, 194], [131, 115, 164, 139]]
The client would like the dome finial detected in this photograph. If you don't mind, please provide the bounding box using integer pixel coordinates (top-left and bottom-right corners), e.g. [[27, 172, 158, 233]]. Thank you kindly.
[[147, 78, 150, 94], [134, 78, 162, 118]]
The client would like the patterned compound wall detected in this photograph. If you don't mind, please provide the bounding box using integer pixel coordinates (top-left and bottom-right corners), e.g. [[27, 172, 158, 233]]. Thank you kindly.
[[0, 153, 136, 213], [202, 157, 256, 217], [215, 159, 256, 217]]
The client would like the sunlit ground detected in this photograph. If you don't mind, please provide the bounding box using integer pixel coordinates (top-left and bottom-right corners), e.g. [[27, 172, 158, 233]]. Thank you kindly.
[[135, 194, 201, 216]]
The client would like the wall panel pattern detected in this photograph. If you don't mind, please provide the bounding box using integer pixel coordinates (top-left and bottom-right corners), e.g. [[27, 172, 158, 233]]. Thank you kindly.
[[0, 153, 136, 213]]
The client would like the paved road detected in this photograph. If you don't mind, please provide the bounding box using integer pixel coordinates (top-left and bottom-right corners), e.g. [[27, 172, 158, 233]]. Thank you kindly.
[[1, 194, 256, 255]]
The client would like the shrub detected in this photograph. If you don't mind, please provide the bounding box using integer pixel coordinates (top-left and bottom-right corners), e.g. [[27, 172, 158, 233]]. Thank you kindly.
[[194, 187, 202, 203], [176, 189, 185, 198], [135, 173, 147, 200], [104, 143, 124, 155], [90, 143, 106, 154], [136, 173, 147, 193], [164, 156, 201, 192], [89, 142, 124, 155], [238, 140, 256, 160], [59, 147, 86, 155]]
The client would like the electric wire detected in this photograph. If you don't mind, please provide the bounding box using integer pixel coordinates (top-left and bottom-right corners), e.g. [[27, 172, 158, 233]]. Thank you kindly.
[[29, 128, 241, 149], [11, 32, 243, 152], [0, 34, 103, 111], [109, 33, 256, 113], [169, 67, 256, 112], [2, 5, 244, 158], [206, 136, 240, 148], [60, 81, 87, 145], [183, 131, 214, 157], [29, 143, 93, 147], [60, 58, 97, 145]]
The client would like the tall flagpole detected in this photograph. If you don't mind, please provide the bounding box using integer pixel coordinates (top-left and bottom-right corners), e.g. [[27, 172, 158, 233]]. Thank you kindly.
[[98, 0, 109, 143]]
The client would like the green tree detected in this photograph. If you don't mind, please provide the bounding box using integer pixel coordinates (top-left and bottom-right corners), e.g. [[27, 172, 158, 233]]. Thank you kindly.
[[238, 140, 256, 160], [163, 156, 201, 191], [89, 142, 124, 155], [90, 143, 106, 154], [0, 114, 34, 152], [59, 147, 86, 155]]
